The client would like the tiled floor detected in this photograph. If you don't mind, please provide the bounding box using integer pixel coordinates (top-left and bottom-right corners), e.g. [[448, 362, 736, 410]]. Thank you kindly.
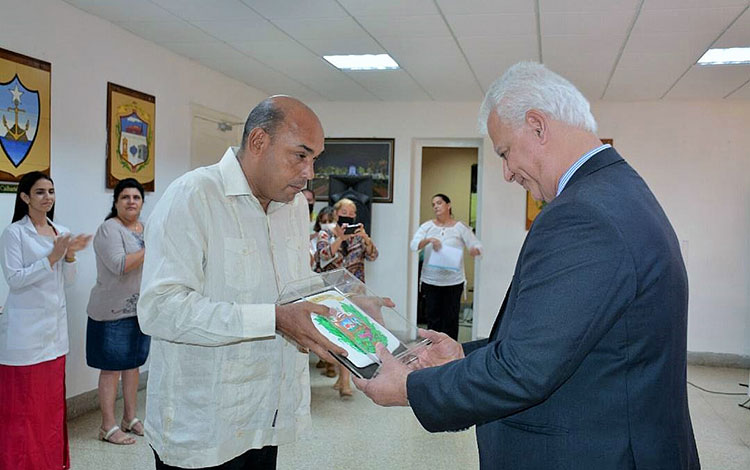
[[68, 363, 750, 469]]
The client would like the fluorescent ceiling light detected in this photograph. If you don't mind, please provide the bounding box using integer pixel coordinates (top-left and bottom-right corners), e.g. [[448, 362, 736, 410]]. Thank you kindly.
[[697, 47, 750, 65], [323, 54, 399, 70]]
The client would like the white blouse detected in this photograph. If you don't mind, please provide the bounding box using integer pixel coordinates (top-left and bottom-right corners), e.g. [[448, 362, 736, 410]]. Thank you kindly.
[[410, 220, 482, 287], [0, 216, 76, 366]]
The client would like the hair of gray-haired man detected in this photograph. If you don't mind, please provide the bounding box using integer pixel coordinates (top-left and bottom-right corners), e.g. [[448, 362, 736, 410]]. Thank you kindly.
[[478, 61, 597, 135], [238, 97, 287, 158]]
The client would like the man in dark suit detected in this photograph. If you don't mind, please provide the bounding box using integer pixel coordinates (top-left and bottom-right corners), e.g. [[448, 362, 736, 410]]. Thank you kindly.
[[354, 62, 700, 469]]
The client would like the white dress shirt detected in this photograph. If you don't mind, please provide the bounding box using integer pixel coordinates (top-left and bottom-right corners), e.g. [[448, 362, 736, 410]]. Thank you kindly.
[[138, 148, 314, 468], [410, 220, 482, 287], [0, 216, 76, 366]]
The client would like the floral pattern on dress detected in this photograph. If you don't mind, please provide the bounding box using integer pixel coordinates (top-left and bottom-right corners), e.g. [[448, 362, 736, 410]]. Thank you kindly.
[[314, 229, 378, 283]]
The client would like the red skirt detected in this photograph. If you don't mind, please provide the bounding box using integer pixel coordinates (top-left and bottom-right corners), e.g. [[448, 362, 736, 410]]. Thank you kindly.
[[0, 355, 70, 470]]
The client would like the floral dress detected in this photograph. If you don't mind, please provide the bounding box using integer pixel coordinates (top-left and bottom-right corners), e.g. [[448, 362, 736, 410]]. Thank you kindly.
[[315, 229, 378, 282]]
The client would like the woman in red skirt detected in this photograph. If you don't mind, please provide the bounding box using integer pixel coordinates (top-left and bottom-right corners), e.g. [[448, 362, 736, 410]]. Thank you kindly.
[[0, 172, 91, 470]]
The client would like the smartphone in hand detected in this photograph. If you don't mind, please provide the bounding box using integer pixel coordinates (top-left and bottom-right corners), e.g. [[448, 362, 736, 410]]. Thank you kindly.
[[343, 223, 362, 235]]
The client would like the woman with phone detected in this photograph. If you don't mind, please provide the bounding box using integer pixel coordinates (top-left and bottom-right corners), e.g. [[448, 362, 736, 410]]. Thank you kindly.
[[410, 193, 482, 341], [315, 198, 378, 397]]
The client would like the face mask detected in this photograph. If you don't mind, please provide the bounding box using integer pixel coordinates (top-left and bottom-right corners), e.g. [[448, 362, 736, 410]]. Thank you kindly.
[[321, 223, 336, 232]]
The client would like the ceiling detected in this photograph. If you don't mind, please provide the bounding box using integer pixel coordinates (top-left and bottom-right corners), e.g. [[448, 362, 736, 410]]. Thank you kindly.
[[63, 0, 750, 102]]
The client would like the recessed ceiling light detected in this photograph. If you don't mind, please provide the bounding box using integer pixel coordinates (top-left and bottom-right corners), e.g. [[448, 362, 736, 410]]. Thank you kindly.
[[323, 54, 399, 70], [697, 47, 750, 65]]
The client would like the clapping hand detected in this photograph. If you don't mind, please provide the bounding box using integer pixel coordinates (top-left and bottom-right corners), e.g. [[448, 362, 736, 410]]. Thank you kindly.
[[67, 233, 93, 256], [48, 234, 71, 265]]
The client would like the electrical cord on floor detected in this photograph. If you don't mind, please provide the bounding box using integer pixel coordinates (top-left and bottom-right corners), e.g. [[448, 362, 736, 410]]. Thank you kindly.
[[686, 380, 747, 396]]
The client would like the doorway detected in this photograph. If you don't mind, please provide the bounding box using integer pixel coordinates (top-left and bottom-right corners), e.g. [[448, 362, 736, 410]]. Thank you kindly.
[[190, 103, 243, 169], [413, 143, 481, 343]]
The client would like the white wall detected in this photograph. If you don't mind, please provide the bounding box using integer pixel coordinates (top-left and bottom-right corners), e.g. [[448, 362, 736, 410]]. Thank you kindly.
[[0, 0, 267, 397], [311, 99, 750, 359]]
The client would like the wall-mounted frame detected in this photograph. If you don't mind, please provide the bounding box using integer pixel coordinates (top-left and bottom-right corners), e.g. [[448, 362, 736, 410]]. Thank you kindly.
[[0, 47, 51, 193], [309, 138, 394, 203], [526, 138, 613, 230], [106, 82, 155, 191]]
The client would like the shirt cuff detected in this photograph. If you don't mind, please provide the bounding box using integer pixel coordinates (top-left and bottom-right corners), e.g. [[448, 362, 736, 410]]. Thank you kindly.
[[238, 303, 276, 339]]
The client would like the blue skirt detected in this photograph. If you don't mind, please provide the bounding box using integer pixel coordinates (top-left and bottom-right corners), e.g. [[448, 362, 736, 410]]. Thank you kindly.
[[86, 316, 150, 371]]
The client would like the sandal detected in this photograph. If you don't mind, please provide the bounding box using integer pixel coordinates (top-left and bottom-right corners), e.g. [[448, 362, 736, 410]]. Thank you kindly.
[[121, 417, 144, 436], [99, 425, 135, 445]]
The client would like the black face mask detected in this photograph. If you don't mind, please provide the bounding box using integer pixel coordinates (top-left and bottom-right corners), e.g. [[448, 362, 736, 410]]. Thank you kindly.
[[337, 216, 355, 226], [308, 204, 314, 215]]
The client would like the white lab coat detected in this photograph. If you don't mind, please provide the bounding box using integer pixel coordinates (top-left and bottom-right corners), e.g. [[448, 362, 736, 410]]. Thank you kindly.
[[0, 215, 76, 366]]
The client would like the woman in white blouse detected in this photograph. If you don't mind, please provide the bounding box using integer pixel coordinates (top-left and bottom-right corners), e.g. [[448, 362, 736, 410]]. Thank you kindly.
[[410, 193, 481, 340], [0, 171, 91, 470]]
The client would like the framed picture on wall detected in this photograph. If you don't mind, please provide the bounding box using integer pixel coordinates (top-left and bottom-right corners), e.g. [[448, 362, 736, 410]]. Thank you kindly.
[[308, 138, 394, 203], [106, 82, 155, 191], [525, 138, 613, 230], [0, 47, 51, 193]]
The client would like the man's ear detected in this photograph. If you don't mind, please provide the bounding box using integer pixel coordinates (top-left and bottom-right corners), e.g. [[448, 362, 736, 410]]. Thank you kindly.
[[525, 110, 548, 144], [246, 127, 269, 157]]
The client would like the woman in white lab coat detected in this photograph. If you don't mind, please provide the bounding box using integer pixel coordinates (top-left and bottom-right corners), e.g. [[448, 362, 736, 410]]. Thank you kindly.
[[0, 171, 91, 470]]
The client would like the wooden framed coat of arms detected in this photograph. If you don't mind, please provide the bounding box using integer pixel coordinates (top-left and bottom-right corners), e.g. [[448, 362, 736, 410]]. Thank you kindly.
[[106, 82, 155, 191], [0, 48, 51, 192]]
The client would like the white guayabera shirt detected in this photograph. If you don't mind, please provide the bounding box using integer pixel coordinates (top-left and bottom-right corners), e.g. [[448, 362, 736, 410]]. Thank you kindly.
[[138, 148, 313, 468]]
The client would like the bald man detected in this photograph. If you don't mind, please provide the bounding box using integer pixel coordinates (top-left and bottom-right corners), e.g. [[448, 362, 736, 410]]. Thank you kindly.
[[139, 96, 346, 469]]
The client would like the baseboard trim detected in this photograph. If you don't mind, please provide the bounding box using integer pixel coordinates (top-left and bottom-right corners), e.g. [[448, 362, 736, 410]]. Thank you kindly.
[[687, 351, 750, 369], [66, 370, 148, 420]]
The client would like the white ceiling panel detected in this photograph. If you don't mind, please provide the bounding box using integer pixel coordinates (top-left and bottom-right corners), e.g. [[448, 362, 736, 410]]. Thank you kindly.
[[632, 6, 746, 34], [160, 39, 238, 60], [541, 11, 634, 36], [62, 0, 174, 22], [397, 54, 483, 100], [116, 20, 210, 43], [472, 53, 537, 90], [356, 15, 451, 38], [446, 13, 537, 37], [342, 70, 432, 101], [437, 0, 533, 15], [665, 64, 750, 98], [337, 0, 439, 17], [273, 17, 370, 41], [152, 0, 259, 21], [377, 35, 464, 59], [242, 0, 348, 19], [302, 38, 384, 56], [539, 0, 642, 13], [644, 0, 749, 10], [726, 78, 750, 99], [604, 52, 693, 100], [190, 19, 290, 43], [714, 7, 750, 47], [459, 35, 538, 59], [217, 60, 327, 100]]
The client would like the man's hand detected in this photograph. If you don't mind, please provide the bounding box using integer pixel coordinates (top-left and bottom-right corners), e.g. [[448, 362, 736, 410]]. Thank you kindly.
[[353, 343, 410, 407], [412, 328, 464, 368], [275, 301, 347, 363], [349, 295, 395, 326]]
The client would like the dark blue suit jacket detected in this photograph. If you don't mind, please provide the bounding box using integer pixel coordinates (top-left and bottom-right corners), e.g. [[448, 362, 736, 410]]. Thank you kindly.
[[407, 148, 699, 469]]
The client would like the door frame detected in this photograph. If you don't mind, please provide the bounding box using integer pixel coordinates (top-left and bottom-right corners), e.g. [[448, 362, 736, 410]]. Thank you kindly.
[[409, 138, 484, 340]]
